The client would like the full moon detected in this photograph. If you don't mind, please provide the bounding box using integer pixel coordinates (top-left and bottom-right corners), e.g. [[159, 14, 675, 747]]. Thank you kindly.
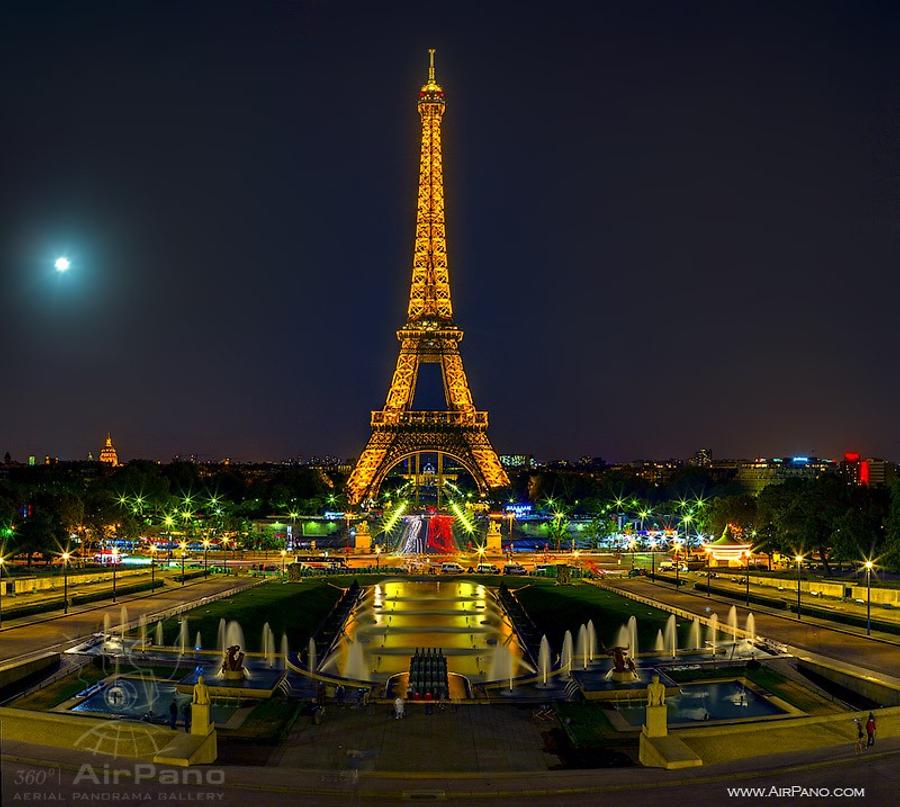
[[54, 256, 70, 272]]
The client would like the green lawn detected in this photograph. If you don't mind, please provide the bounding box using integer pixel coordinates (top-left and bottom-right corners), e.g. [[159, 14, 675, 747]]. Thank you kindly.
[[160, 580, 346, 652], [14, 666, 106, 710], [514, 583, 690, 652], [555, 702, 625, 747]]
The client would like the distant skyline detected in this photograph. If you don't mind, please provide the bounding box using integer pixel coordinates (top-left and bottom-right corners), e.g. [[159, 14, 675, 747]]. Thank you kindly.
[[2, 2, 898, 464]]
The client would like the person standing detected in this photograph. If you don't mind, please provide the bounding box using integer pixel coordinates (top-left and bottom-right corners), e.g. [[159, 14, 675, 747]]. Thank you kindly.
[[866, 713, 876, 749], [168, 699, 178, 730], [182, 702, 192, 734], [854, 719, 865, 753], [394, 696, 404, 720]]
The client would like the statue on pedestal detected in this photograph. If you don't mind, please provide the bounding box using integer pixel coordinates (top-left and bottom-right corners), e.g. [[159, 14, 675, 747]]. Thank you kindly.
[[191, 675, 213, 737], [643, 672, 668, 739], [647, 673, 666, 706], [192, 674, 210, 705]]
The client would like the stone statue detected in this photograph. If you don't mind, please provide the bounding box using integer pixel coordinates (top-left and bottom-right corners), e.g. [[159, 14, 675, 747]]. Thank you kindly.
[[647, 673, 666, 706], [221, 645, 245, 675], [192, 674, 210, 705]]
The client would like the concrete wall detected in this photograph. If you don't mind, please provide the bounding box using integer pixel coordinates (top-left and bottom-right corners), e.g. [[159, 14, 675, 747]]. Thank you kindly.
[[0, 654, 60, 695], [797, 659, 900, 707], [736, 574, 900, 604], [7, 567, 153, 596], [0, 706, 178, 759]]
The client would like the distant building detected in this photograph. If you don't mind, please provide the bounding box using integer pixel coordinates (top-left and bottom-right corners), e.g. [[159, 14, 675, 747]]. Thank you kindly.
[[99, 433, 119, 466], [736, 456, 834, 495], [500, 454, 536, 470], [840, 452, 893, 486], [690, 448, 712, 467]]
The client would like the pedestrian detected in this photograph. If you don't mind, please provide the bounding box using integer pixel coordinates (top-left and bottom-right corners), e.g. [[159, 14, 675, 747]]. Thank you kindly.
[[424, 691, 434, 715], [394, 696, 404, 720], [168, 699, 178, 730], [182, 702, 192, 734], [866, 712, 876, 749], [853, 719, 865, 753]]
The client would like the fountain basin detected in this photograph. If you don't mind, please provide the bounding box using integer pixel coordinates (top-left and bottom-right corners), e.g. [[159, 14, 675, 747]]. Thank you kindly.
[[176, 665, 285, 699], [571, 667, 679, 701]]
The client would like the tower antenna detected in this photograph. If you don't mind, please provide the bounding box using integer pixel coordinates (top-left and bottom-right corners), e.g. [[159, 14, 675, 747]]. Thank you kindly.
[[428, 48, 436, 83]]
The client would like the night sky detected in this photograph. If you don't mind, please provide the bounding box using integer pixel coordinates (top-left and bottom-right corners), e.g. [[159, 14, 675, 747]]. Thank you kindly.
[[1, 1, 898, 464]]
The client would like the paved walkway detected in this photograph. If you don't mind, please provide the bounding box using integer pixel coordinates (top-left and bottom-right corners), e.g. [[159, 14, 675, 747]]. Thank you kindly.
[[0, 576, 257, 665], [267, 702, 553, 772], [2, 733, 897, 805]]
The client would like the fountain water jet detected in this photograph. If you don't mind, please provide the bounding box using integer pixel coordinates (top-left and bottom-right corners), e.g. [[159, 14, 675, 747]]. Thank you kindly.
[[708, 613, 719, 655], [689, 618, 701, 649], [224, 620, 245, 653], [613, 624, 629, 649], [745, 613, 756, 649], [154, 621, 163, 647], [342, 639, 369, 680], [178, 619, 189, 656], [627, 616, 638, 657], [654, 629, 665, 654], [727, 605, 738, 639], [537, 635, 551, 687], [262, 623, 276, 668], [119, 606, 129, 641], [103, 613, 112, 645], [576, 624, 589, 670], [195, 631, 202, 651], [664, 614, 677, 658], [586, 620, 597, 662], [138, 614, 148, 652], [217, 618, 226, 653], [307, 638, 317, 672], [281, 633, 289, 669], [560, 630, 573, 679]]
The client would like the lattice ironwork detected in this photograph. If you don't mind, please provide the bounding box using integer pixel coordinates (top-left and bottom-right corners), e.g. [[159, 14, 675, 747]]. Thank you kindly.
[[346, 50, 509, 505]]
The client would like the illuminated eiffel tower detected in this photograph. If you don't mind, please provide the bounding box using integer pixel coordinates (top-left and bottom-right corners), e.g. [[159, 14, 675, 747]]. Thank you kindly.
[[346, 50, 509, 506]]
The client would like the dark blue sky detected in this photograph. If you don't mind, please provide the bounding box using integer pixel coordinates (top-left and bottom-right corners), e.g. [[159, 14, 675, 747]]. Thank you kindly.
[[1, 1, 898, 463]]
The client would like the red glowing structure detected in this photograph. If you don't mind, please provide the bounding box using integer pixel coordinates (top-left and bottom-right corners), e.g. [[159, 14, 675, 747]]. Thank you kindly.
[[426, 515, 456, 554]]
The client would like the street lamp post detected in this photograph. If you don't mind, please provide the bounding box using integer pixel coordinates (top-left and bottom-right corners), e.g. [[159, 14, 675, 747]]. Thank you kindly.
[[149, 544, 156, 591], [375, 543, 382, 570], [222, 537, 229, 575], [795, 555, 803, 620], [674, 539, 682, 588], [203, 540, 210, 577], [744, 551, 751, 608], [706, 549, 712, 597], [280, 549, 287, 576], [180, 542, 187, 585], [0, 557, 5, 627], [649, 539, 657, 581], [62, 551, 70, 614], [864, 560, 874, 636], [111, 548, 119, 603]]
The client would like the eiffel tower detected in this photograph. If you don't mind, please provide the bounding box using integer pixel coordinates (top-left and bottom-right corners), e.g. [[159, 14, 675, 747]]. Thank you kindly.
[[346, 50, 509, 506]]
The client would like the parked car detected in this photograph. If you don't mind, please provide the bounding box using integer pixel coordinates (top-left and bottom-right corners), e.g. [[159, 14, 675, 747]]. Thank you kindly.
[[503, 563, 527, 576], [533, 564, 554, 576], [440, 562, 464, 575], [476, 563, 500, 575]]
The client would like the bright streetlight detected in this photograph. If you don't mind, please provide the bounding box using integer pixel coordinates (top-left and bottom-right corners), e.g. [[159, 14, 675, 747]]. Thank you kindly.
[[0, 556, 5, 627], [795, 554, 804, 620], [180, 541, 187, 585], [203, 539, 210, 576], [149, 544, 157, 590], [280, 548, 287, 576], [62, 551, 71, 613], [111, 547, 119, 603], [864, 560, 874, 636], [54, 256, 70, 272]]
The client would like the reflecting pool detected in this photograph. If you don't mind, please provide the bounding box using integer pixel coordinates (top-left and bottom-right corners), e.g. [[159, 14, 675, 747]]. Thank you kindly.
[[615, 681, 787, 726], [322, 580, 527, 682]]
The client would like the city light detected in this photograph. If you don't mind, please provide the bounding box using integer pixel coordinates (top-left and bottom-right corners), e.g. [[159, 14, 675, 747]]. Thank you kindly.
[[54, 256, 70, 272]]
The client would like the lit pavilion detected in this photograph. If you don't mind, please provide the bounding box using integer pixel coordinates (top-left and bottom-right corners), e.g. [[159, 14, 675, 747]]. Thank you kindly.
[[99, 433, 119, 466]]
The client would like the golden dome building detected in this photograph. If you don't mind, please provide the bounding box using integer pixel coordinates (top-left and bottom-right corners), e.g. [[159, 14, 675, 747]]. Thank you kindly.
[[99, 433, 119, 467]]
